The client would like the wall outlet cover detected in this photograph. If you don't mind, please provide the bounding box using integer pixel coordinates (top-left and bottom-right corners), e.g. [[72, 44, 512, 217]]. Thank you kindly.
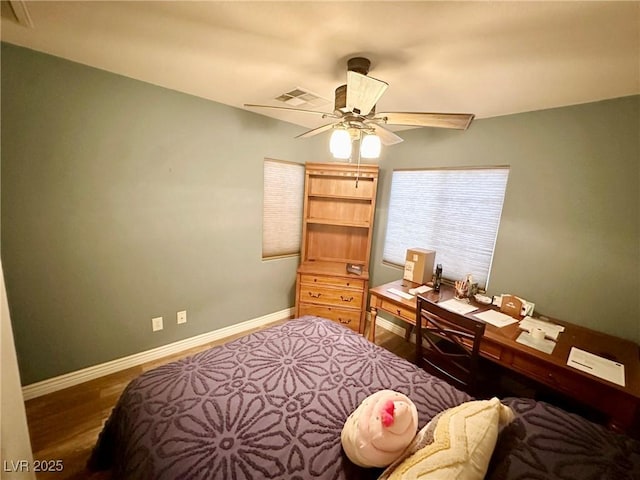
[[177, 310, 187, 324], [152, 316, 163, 332]]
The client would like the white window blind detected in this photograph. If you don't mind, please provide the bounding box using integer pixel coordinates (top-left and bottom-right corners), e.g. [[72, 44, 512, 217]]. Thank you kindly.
[[262, 159, 304, 259], [383, 167, 509, 288]]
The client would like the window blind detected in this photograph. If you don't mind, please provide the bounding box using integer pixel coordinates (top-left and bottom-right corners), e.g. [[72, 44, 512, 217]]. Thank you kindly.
[[262, 159, 305, 259], [382, 167, 509, 288]]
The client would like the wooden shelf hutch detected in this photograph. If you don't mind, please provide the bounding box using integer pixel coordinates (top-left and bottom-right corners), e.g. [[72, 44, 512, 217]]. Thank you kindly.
[[295, 162, 379, 334]]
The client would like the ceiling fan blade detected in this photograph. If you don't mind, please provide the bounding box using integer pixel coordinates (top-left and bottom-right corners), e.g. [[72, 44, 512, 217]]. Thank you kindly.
[[375, 112, 475, 130], [295, 122, 338, 139], [346, 71, 388, 116], [244, 104, 340, 118], [367, 122, 404, 146]]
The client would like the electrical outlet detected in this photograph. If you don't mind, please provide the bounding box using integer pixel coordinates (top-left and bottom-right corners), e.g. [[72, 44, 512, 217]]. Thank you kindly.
[[152, 316, 163, 332], [177, 310, 187, 324]]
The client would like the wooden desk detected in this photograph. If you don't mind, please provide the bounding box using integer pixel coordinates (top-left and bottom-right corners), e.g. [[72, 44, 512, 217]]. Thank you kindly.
[[369, 279, 640, 434]]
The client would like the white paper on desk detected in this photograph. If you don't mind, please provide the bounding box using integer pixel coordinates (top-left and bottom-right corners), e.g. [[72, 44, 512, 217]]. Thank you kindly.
[[516, 331, 556, 354], [519, 316, 565, 341], [439, 299, 478, 315], [567, 347, 625, 387], [474, 310, 518, 328], [409, 285, 432, 295], [387, 288, 414, 300]]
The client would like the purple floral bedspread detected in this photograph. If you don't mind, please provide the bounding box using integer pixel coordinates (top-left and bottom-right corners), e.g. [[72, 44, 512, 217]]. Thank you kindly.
[[89, 316, 640, 480]]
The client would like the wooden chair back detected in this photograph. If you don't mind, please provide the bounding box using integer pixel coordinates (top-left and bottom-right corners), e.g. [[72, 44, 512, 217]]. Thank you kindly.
[[415, 295, 486, 394]]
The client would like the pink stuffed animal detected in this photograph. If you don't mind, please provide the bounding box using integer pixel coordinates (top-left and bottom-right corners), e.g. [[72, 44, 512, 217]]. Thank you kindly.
[[341, 390, 419, 468]]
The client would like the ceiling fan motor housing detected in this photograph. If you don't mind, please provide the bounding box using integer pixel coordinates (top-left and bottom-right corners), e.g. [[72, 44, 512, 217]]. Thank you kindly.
[[347, 57, 371, 75]]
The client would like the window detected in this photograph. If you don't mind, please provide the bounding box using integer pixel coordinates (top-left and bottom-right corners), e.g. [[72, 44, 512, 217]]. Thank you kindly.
[[262, 159, 305, 259], [383, 167, 509, 288]]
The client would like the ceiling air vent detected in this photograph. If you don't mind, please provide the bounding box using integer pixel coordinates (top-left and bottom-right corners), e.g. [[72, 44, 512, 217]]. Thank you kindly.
[[275, 88, 330, 109]]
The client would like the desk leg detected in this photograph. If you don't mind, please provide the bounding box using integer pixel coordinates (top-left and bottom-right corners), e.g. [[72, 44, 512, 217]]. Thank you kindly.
[[369, 307, 378, 343], [405, 324, 414, 342]]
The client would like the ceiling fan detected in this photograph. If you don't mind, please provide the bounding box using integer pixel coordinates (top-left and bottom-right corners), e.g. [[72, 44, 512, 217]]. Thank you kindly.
[[245, 57, 475, 158]]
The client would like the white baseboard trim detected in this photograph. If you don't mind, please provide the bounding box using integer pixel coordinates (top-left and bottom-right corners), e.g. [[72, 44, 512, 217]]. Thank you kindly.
[[22, 307, 294, 401]]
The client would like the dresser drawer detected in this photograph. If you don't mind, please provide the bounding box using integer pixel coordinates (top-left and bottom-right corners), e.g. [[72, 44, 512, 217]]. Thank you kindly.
[[298, 304, 361, 332], [300, 274, 364, 290], [299, 284, 363, 309], [380, 299, 416, 323]]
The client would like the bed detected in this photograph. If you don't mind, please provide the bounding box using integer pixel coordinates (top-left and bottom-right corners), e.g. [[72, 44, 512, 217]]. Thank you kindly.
[[89, 316, 640, 479]]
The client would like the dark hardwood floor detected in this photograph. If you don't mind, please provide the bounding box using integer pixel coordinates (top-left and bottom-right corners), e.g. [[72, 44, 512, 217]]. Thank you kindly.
[[24, 320, 413, 480]]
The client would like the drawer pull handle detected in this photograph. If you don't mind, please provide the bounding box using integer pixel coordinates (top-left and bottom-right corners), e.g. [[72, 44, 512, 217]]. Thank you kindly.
[[346, 282, 350, 287], [340, 295, 354, 302], [396, 309, 401, 315], [309, 292, 322, 298], [339, 318, 350, 324]]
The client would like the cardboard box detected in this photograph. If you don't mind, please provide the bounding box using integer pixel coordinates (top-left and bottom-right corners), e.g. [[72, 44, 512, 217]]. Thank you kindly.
[[403, 248, 436, 284]]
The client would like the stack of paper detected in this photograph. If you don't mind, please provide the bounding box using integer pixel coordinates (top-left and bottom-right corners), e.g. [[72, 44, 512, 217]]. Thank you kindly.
[[567, 347, 626, 387], [439, 299, 478, 315], [387, 288, 414, 300], [473, 310, 518, 328], [409, 285, 432, 295], [518, 316, 565, 341], [516, 331, 556, 354]]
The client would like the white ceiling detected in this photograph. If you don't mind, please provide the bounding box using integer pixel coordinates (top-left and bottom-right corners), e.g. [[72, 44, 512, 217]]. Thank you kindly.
[[1, 1, 639, 132]]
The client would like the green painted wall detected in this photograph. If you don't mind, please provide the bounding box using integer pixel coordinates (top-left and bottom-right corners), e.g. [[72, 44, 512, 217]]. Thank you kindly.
[[0, 43, 326, 384], [371, 96, 640, 343], [2, 43, 638, 385]]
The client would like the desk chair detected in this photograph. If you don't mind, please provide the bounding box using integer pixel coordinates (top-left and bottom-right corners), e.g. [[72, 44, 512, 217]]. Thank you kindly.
[[415, 295, 486, 395]]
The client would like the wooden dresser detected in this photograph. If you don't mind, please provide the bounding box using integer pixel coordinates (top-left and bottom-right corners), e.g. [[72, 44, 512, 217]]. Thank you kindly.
[[295, 162, 378, 334]]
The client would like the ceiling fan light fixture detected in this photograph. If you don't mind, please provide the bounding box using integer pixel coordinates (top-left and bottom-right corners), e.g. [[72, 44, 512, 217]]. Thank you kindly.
[[360, 133, 381, 159], [330, 128, 352, 159]]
